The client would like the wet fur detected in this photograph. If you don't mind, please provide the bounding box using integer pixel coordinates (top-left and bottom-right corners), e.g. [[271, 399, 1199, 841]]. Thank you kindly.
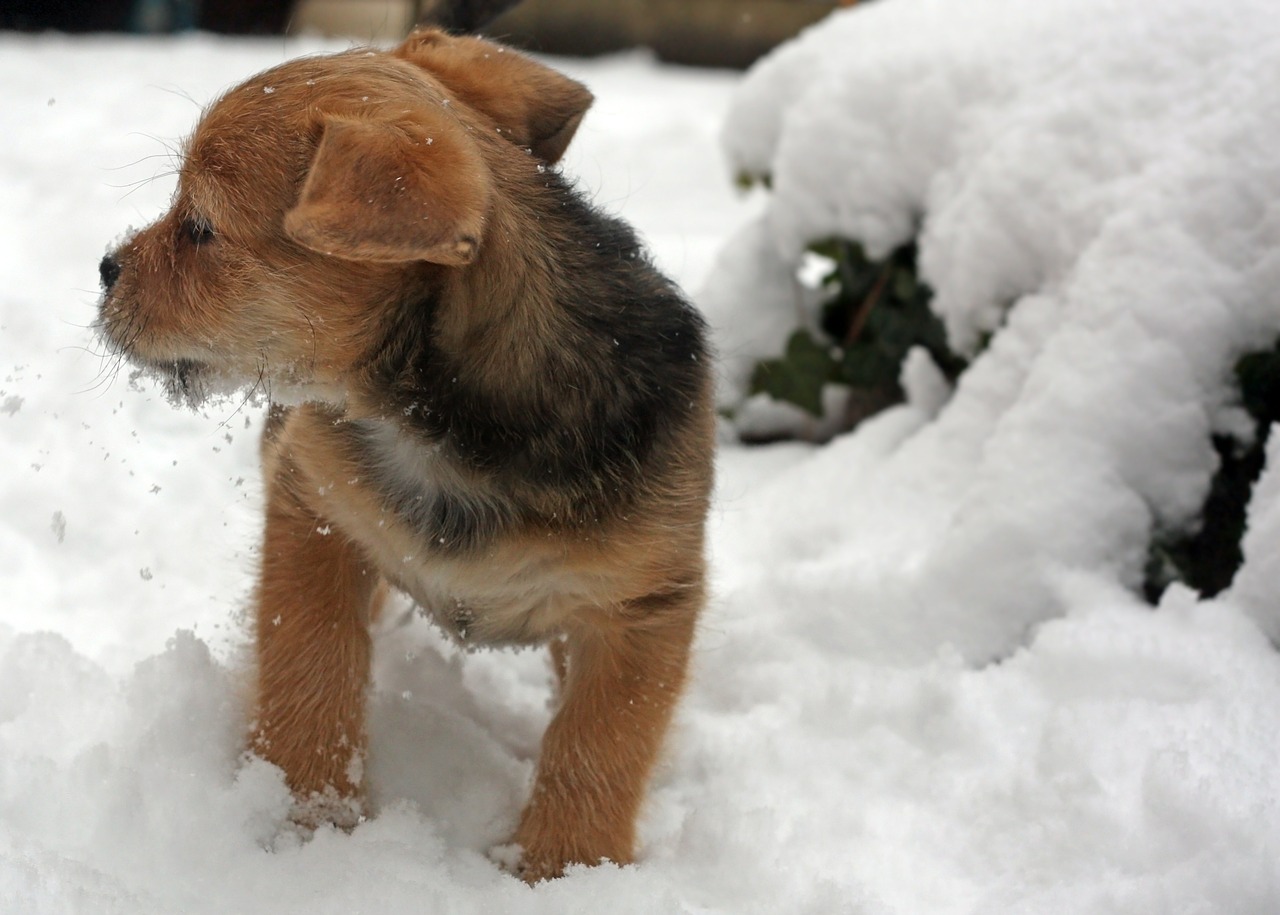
[[98, 29, 713, 881]]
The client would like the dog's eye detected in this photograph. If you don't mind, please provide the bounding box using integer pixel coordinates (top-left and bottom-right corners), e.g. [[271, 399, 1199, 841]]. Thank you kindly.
[[183, 217, 216, 246]]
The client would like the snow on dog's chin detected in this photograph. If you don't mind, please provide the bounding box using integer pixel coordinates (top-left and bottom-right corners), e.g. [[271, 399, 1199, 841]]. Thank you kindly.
[[127, 359, 268, 412], [127, 359, 349, 413]]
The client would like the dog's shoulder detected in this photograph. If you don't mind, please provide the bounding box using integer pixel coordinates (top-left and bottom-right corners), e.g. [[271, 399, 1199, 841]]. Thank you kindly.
[[360, 169, 711, 532]]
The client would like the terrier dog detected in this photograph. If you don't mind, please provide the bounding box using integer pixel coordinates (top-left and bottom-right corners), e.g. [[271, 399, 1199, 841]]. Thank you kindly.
[[98, 28, 713, 881]]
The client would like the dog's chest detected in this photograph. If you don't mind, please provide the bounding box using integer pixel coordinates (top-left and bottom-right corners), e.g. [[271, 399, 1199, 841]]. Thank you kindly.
[[292, 415, 588, 644]]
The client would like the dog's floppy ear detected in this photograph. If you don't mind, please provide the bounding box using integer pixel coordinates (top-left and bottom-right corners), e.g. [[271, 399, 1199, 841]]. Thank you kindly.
[[284, 113, 492, 265], [394, 28, 593, 164]]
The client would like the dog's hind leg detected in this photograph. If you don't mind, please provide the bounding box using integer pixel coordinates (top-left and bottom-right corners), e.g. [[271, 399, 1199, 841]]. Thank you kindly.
[[251, 454, 379, 829], [514, 586, 702, 881]]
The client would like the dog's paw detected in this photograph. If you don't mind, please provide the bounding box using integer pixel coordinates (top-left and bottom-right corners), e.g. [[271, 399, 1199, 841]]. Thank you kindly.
[[488, 840, 569, 884], [514, 853, 568, 884], [288, 786, 366, 834], [493, 837, 618, 884], [491, 843, 566, 884]]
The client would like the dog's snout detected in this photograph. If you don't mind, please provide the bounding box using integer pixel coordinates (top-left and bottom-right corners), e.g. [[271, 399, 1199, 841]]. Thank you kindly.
[[99, 253, 121, 293]]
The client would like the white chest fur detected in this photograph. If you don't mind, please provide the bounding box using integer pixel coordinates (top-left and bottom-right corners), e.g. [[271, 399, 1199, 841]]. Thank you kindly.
[[288, 414, 598, 646]]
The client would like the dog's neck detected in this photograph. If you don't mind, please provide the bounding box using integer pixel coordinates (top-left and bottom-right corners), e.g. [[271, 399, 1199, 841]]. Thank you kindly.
[[438, 167, 585, 391], [351, 165, 607, 416]]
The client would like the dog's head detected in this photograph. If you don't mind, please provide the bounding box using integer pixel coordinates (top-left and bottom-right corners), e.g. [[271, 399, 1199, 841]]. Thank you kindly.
[[97, 29, 592, 406]]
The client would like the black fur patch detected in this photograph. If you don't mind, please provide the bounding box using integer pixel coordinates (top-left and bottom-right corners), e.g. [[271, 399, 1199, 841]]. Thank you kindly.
[[365, 171, 708, 549]]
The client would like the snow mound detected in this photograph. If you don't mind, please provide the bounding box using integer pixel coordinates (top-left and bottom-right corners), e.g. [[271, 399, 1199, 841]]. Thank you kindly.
[[701, 0, 1280, 660]]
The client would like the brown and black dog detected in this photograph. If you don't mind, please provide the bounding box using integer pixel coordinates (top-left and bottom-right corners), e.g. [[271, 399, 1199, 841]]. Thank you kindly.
[[97, 29, 713, 881]]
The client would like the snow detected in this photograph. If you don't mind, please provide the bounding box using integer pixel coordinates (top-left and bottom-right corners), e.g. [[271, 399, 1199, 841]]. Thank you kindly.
[[3, 3, 1280, 912]]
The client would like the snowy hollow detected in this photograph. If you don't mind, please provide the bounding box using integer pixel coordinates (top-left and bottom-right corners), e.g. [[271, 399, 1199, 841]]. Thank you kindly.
[[3, 2, 1280, 913]]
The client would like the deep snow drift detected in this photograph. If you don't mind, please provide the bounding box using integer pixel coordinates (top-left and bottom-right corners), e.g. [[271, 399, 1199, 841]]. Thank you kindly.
[[3, 2, 1280, 912]]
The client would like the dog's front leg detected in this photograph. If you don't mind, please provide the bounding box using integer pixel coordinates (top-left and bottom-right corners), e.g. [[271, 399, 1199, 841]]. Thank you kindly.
[[252, 457, 379, 829], [515, 591, 700, 881]]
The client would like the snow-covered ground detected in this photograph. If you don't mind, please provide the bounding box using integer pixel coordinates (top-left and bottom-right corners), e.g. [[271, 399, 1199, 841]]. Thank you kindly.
[[3, 2, 1280, 911]]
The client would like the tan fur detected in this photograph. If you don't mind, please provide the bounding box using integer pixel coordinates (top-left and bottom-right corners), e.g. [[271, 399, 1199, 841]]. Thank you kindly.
[[98, 29, 714, 881]]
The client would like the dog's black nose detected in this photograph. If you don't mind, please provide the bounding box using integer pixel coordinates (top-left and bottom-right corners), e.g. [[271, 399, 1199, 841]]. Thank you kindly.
[[99, 253, 121, 292]]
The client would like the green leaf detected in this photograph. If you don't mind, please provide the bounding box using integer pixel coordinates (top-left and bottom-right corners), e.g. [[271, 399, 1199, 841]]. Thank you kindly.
[[839, 341, 898, 388], [891, 267, 918, 302], [749, 329, 838, 416], [866, 305, 917, 353]]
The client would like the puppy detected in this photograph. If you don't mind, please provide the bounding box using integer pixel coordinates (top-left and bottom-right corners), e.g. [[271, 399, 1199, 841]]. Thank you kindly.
[[97, 28, 713, 881]]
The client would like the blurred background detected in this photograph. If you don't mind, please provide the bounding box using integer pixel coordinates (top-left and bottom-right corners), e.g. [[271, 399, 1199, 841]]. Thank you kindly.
[[0, 0, 854, 68]]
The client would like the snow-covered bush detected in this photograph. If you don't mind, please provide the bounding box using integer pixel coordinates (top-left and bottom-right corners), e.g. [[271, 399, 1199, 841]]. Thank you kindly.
[[700, 0, 1280, 633]]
